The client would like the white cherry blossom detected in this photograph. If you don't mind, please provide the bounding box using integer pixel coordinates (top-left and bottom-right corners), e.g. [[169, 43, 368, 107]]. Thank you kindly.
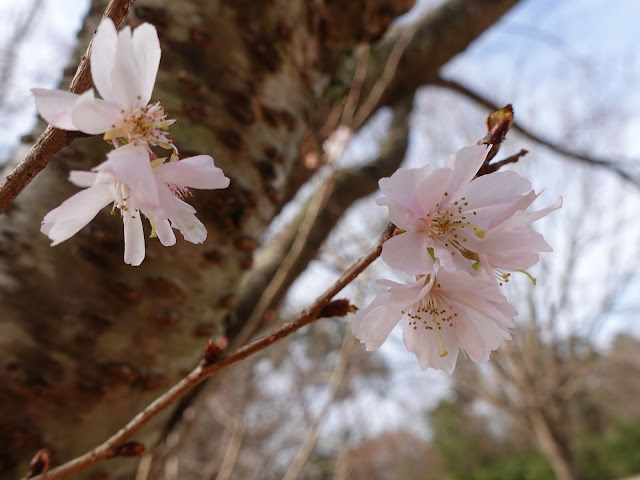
[[32, 19, 175, 151], [41, 145, 230, 266]]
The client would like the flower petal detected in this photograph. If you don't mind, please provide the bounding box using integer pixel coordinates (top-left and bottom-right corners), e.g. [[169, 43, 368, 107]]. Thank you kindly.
[[41, 184, 113, 245], [170, 198, 207, 244], [71, 89, 122, 134], [68, 170, 99, 188], [101, 145, 160, 208], [111, 26, 142, 108], [452, 304, 505, 362], [378, 164, 433, 212], [155, 218, 176, 246], [351, 292, 398, 351], [381, 232, 434, 276], [123, 213, 145, 266], [403, 318, 459, 373], [383, 199, 425, 232], [414, 167, 452, 213], [154, 155, 230, 190], [131, 22, 161, 106], [444, 145, 490, 199], [91, 18, 118, 103], [32, 88, 81, 130]]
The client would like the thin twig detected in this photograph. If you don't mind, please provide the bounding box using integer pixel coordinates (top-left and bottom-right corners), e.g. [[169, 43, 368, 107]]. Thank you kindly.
[[24, 225, 394, 480], [282, 330, 355, 480], [478, 149, 528, 176], [0, 0, 135, 215], [206, 399, 245, 480], [231, 166, 339, 350], [436, 76, 640, 188], [352, 27, 416, 130]]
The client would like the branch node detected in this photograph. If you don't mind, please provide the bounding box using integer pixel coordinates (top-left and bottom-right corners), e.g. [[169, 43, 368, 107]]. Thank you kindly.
[[317, 299, 357, 319], [113, 441, 146, 458], [203, 336, 229, 364], [26, 449, 50, 479]]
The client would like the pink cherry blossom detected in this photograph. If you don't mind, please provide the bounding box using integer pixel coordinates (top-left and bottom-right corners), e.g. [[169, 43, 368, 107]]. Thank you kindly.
[[41, 145, 230, 266], [475, 194, 563, 285], [32, 19, 174, 152], [378, 145, 559, 276], [351, 269, 516, 373]]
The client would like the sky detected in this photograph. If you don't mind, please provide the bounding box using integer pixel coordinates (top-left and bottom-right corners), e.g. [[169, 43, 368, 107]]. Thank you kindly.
[[1, 0, 640, 451]]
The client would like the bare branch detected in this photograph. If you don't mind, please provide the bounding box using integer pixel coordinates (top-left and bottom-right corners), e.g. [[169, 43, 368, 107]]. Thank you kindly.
[[0, 0, 135, 215], [436, 76, 640, 188], [24, 225, 394, 480]]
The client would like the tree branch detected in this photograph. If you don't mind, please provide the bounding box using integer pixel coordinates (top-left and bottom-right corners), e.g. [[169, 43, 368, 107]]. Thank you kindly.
[[436, 76, 640, 188], [0, 0, 135, 215], [24, 224, 394, 480], [355, 0, 521, 123]]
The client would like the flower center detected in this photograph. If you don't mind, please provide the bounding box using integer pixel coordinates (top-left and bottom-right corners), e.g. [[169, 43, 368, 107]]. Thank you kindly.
[[424, 195, 485, 259], [109, 180, 140, 221], [105, 101, 177, 151], [402, 286, 458, 357]]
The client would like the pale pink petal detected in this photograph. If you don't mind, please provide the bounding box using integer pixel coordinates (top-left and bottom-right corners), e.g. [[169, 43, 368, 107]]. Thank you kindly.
[[111, 26, 141, 108], [155, 218, 176, 246], [485, 251, 541, 271], [460, 173, 535, 229], [452, 305, 504, 362], [481, 224, 551, 254], [383, 199, 425, 232], [91, 19, 118, 103], [381, 232, 434, 276], [414, 167, 452, 213], [520, 197, 563, 224], [32, 88, 81, 130], [378, 164, 432, 212], [71, 89, 122, 134], [463, 170, 532, 209], [144, 178, 182, 220], [430, 236, 475, 273], [68, 170, 99, 188], [487, 190, 538, 229], [154, 156, 230, 190], [403, 319, 459, 373], [438, 269, 514, 308], [444, 145, 490, 199], [123, 213, 145, 266], [351, 292, 398, 351], [170, 199, 207, 244], [101, 146, 160, 207], [386, 276, 432, 306], [131, 22, 161, 106], [41, 184, 113, 246]]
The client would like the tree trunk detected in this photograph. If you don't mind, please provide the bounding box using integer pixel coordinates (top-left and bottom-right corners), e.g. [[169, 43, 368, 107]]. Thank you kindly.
[[0, 0, 520, 478]]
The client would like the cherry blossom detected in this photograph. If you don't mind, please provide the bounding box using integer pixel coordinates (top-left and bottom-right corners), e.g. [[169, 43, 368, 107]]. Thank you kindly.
[[378, 145, 559, 276], [41, 145, 230, 266], [475, 194, 563, 285], [351, 269, 516, 373], [32, 19, 175, 152]]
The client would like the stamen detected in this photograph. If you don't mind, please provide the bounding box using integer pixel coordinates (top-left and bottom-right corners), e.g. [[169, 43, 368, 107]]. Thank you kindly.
[[427, 310, 448, 357]]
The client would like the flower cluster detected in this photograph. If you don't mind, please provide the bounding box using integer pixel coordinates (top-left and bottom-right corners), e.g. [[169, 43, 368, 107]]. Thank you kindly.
[[33, 19, 229, 265], [352, 145, 562, 373]]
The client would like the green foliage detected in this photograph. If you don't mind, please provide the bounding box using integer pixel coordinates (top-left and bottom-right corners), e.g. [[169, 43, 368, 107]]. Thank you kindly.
[[577, 418, 640, 480], [430, 399, 553, 480], [430, 398, 640, 480]]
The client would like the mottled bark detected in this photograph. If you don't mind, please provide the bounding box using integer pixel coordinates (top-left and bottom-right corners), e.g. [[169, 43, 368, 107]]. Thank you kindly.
[[0, 0, 519, 478]]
